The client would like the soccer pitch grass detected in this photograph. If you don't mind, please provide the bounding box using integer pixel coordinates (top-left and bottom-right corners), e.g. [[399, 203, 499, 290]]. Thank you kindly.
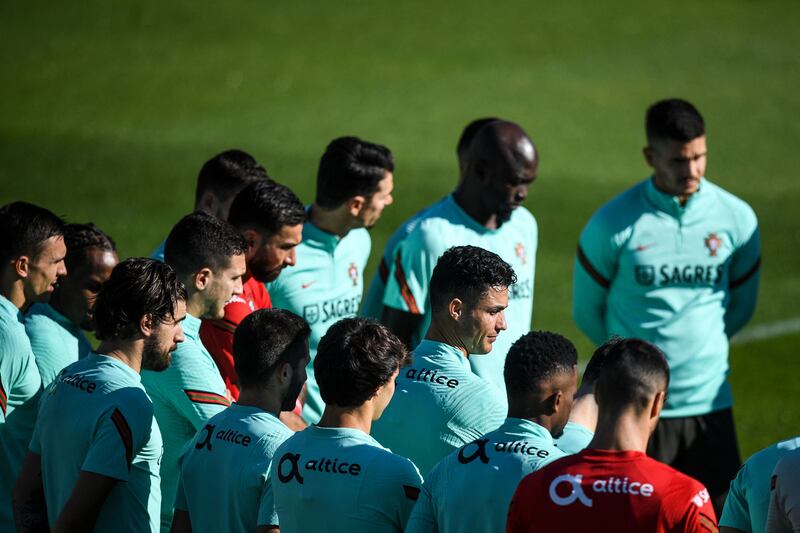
[[1, 0, 798, 457]]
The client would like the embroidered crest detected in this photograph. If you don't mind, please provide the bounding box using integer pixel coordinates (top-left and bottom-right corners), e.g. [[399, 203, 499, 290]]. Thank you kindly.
[[348, 262, 358, 286], [704, 233, 722, 257], [515, 243, 526, 265]]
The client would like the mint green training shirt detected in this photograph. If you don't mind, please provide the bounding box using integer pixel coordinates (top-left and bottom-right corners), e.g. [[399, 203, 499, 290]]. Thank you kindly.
[[382, 195, 537, 391], [175, 404, 293, 532], [554, 421, 595, 454], [271, 425, 423, 533], [361, 198, 446, 319], [141, 313, 230, 531], [0, 294, 42, 528], [371, 340, 506, 476], [267, 220, 371, 424], [720, 436, 800, 533], [573, 178, 760, 417], [30, 353, 162, 532], [24, 302, 92, 387]]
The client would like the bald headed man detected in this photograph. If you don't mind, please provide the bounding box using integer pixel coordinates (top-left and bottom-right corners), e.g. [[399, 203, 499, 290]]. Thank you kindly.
[[381, 119, 539, 392]]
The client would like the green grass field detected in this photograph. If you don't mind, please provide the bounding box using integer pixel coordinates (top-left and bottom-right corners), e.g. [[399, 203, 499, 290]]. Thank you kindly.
[[2, 0, 799, 458]]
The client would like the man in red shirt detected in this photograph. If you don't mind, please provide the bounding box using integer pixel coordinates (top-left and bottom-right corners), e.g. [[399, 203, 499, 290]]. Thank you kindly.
[[507, 338, 719, 533], [199, 180, 305, 399]]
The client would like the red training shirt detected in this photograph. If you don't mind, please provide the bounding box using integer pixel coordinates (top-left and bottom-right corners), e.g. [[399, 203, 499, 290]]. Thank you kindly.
[[507, 449, 718, 533], [199, 275, 271, 400]]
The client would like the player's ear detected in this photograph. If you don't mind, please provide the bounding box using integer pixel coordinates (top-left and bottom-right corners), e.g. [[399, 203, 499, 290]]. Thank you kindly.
[[240, 229, 260, 252], [197, 190, 218, 214], [194, 267, 212, 290], [650, 390, 665, 420], [545, 390, 562, 416], [643, 145, 655, 167], [348, 196, 365, 217], [448, 298, 463, 320], [14, 255, 30, 278], [139, 313, 155, 337]]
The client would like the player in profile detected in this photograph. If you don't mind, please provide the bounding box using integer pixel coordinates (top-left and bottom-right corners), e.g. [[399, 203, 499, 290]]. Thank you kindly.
[[360, 117, 499, 319], [406, 330, 578, 533], [0, 201, 65, 527], [572, 98, 761, 512], [141, 212, 247, 530], [267, 136, 395, 424], [372, 246, 513, 475], [14, 259, 186, 532], [507, 338, 718, 532], [199, 179, 306, 400], [271, 317, 422, 532], [765, 448, 800, 532], [381, 120, 538, 392], [720, 436, 800, 533], [25, 223, 118, 387], [171, 308, 310, 533], [151, 149, 269, 261]]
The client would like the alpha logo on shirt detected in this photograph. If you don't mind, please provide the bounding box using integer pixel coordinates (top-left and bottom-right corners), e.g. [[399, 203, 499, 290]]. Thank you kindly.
[[195, 423, 252, 451], [277, 452, 362, 485], [634, 264, 724, 287], [405, 367, 459, 388], [60, 372, 98, 394], [348, 262, 359, 286], [458, 438, 552, 465], [704, 233, 722, 257], [549, 474, 655, 507]]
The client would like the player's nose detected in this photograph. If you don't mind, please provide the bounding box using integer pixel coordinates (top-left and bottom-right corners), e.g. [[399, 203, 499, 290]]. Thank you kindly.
[[497, 311, 508, 331]]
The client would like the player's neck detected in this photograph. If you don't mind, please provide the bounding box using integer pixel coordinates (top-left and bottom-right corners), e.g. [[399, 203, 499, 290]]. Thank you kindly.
[[309, 204, 355, 238], [236, 388, 282, 418], [424, 320, 469, 358], [97, 338, 144, 373], [567, 389, 598, 432], [0, 274, 28, 310], [318, 405, 373, 434], [184, 294, 207, 320], [452, 188, 500, 230], [588, 411, 650, 453]]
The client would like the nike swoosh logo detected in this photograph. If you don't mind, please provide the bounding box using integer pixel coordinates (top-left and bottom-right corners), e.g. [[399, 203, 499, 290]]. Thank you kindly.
[[635, 243, 657, 252], [301, 281, 317, 289]]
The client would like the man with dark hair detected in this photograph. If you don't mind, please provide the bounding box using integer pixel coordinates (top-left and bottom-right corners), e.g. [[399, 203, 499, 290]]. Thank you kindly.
[[200, 179, 306, 399], [152, 149, 269, 261], [0, 201, 65, 527], [372, 246, 514, 475], [573, 98, 760, 512], [361, 117, 499, 319], [271, 317, 422, 532], [381, 120, 538, 393], [14, 258, 187, 532], [508, 338, 718, 532], [766, 448, 800, 532], [406, 331, 578, 532], [141, 212, 247, 530], [267, 136, 395, 424], [172, 309, 310, 533], [25, 223, 119, 386]]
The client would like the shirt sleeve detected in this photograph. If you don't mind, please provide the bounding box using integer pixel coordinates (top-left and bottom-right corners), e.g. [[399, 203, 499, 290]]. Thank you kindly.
[[82, 390, 154, 481], [163, 349, 230, 431], [719, 464, 752, 531], [361, 455, 424, 531], [726, 209, 761, 337], [573, 211, 618, 346], [383, 230, 438, 316], [405, 482, 439, 533], [664, 479, 718, 533], [257, 461, 279, 528], [174, 472, 188, 512], [766, 451, 800, 533]]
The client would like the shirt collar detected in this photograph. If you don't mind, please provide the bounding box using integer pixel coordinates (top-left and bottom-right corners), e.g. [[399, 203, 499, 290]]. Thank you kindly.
[[91, 352, 142, 382], [644, 176, 707, 217], [501, 417, 556, 446], [0, 294, 21, 320], [32, 303, 76, 331], [303, 207, 344, 252], [182, 313, 202, 339], [413, 339, 470, 368]]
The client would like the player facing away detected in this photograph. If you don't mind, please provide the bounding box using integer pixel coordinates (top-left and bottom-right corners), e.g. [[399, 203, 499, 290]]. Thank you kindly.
[[372, 246, 513, 475], [267, 136, 395, 424], [406, 331, 578, 533], [199, 180, 306, 400], [765, 448, 800, 533], [0, 201, 65, 528], [151, 149, 269, 261], [507, 338, 718, 533], [360, 117, 499, 319], [381, 120, 538, 392], [14, 259, 187, 532], [271, 317, 423, 532], [141, 212, 247, 530], [172, 309, 311, 533], [720, 436, 800, 533], [572, 98, 760, 512], [25, 223, 118, 387]]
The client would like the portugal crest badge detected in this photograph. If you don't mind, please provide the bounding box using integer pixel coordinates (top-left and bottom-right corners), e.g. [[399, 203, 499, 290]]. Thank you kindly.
[[704, 233, 722, 257], [348, 262, 358, 286], [515, 243, 526, 265]]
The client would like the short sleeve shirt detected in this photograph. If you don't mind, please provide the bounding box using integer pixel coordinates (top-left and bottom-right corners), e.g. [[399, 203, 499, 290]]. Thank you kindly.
[[24, 302, 92, 387], [31, 353, 163, 532], [371, 340, 506, 476]]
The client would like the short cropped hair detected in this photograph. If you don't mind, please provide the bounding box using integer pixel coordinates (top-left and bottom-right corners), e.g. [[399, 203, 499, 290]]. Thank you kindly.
[[164, 211, 247, 279], [581, 336, 623, 387], [227, 180, 306, 236], [646, 99, 705, 144], [94, 258, 187, 341], [594, 338, 670, 414], [315, 136, 394, 209], [63, 223, 116, 271], [504, 331, 578, 395], [457, 117, 500, 162], [429, 246, 517, 310], [195, 149, 269, 206], [0, 201, 65, 263], [315, 318, 407, 408], [233, 308, 311, 389]]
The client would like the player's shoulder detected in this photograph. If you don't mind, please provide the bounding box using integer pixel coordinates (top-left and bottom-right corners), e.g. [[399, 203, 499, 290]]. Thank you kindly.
[[510, 205, 537, 228], [704, 179, 758, 225], [775, 447, 800, 475], [344, 227, 371, 247], [367, 444, 422, 480]]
